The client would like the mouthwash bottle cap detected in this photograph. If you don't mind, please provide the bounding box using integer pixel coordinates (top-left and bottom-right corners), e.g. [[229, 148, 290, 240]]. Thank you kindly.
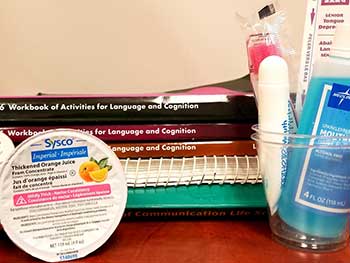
[[330, 23, 350, 59], [258, 55, 289, 88]]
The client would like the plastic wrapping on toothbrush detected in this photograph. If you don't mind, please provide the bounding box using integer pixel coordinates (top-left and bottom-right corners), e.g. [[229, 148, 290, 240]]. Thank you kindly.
[[236, 0, 298, 131]]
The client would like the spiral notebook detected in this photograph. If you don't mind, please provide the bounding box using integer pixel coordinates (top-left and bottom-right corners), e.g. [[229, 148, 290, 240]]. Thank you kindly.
[[121, 155, 261, 188]]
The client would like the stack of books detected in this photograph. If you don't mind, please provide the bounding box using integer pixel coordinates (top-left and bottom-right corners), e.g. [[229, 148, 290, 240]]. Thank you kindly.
[[0, 83, 266, 219]]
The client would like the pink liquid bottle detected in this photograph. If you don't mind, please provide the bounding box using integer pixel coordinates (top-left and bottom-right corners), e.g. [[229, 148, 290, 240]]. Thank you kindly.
[[247, 33, 282, 99], [246, 3, 282, 100]]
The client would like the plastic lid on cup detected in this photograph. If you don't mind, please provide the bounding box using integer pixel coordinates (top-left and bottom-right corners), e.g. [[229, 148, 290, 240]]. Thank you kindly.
[[0, 129, 127, 262], [0, 132, 15, 230], [0, 132, 15, 169]]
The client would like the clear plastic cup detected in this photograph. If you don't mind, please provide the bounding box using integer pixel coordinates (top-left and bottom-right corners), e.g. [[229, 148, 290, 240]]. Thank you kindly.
[[252, 125, 350, 251]]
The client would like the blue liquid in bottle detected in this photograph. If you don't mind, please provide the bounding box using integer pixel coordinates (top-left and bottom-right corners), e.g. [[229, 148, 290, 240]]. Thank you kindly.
[[278, 76, 350, 238]]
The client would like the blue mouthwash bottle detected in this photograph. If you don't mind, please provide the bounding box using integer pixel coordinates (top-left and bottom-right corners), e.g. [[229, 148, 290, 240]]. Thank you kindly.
[[278, 24, 350, 238]]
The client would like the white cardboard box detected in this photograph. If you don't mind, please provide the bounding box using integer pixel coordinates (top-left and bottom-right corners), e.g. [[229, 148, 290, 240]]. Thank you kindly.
[[298, 0, 350, 102]]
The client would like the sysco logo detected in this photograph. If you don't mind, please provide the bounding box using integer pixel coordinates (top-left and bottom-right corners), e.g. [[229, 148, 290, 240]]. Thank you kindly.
[[45, 138, 74, 149], [321, 0, 349, 5]]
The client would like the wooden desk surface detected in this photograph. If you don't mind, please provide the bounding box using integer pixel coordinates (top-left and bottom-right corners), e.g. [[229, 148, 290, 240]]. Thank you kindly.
[[0, 220, 349, 263]]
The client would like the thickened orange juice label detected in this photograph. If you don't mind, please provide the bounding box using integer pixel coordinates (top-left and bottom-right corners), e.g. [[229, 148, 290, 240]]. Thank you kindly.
[[0, 129, 127, 262]]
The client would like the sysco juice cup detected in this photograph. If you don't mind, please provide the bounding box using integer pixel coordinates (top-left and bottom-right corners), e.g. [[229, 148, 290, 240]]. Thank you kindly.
[[0, 129, 127, 262]]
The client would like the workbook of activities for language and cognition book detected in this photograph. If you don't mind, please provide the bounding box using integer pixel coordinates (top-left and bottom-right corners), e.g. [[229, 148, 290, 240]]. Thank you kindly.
[[0, 85, 266, 219]]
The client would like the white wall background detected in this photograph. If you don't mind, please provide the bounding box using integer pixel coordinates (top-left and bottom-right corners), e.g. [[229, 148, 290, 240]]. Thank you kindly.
[[0, 0, 307, 95]]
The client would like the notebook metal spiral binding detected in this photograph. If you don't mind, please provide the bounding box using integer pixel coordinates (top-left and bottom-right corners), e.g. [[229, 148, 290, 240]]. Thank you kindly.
[[120, 155, 261, 188]]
